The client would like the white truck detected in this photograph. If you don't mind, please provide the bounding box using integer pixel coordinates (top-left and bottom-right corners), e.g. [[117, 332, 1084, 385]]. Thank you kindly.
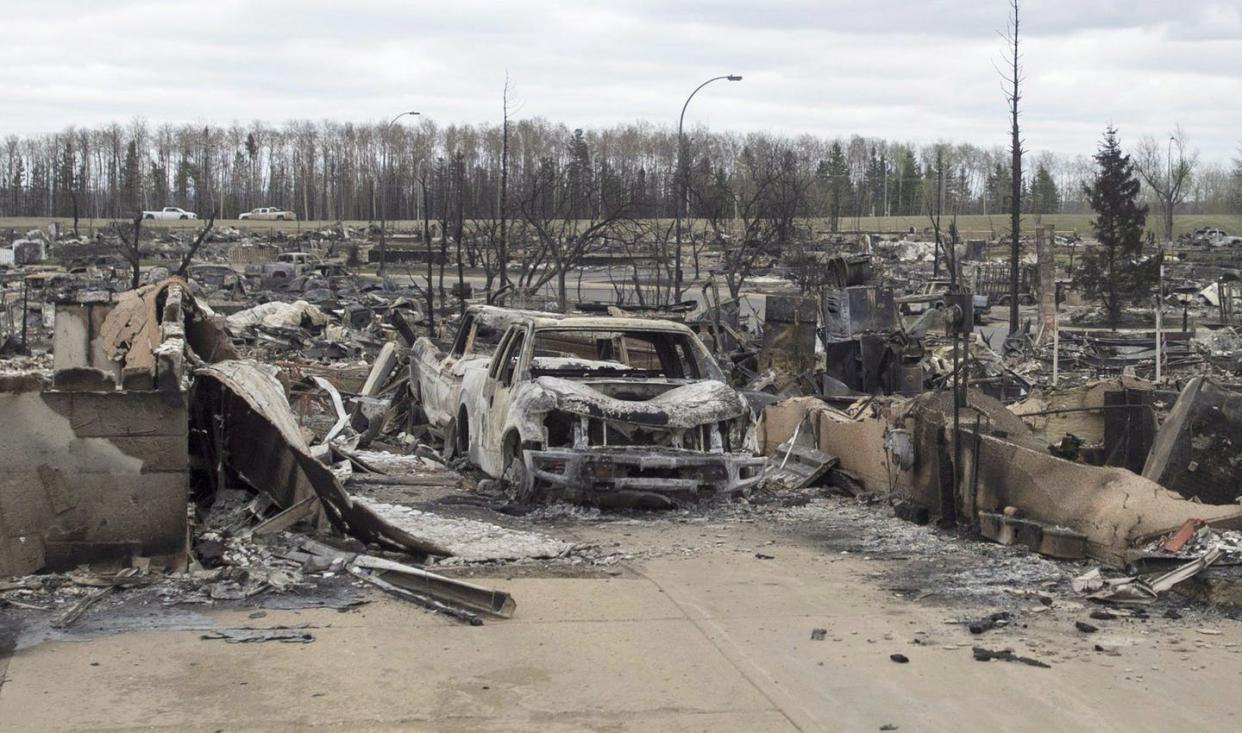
[[141, 206, 198, 220], [239, 206, 297, 221]]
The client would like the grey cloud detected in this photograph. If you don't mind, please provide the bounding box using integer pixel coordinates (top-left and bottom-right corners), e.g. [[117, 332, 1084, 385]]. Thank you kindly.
[[0, 0, 1237, 161]]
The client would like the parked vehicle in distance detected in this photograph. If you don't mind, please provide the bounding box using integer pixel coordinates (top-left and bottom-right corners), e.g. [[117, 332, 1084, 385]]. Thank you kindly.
[[243, 252, 322, 288], [141, 207, 197, 220], [275, 252, 320, 269], [238, 206, 297, 221], [897, 280, 989, 319]]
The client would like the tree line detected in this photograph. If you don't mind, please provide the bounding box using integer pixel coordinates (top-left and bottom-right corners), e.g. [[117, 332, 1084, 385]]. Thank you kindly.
[[4, 119, 1239, 226]]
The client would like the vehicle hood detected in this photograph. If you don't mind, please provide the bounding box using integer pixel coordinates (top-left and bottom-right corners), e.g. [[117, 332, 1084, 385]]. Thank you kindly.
[[517, 376, 748, 428]]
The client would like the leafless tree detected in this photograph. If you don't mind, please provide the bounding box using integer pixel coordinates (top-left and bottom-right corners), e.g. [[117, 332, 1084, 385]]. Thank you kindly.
[[498, 73, 515, 291], [4, 114, 1236, 225], [452, 151, 467, 313], [112, 216, 143, 289], [927, 146, 951, 280], [436, 156, 450, 301], [416, 163, 434, 329], [606, 219, 676, 307], [1134, 126, 1199, 242], [698, 146, 809, 303], [464, 217, 503, 301], [998, 0, 1025, 335], [515, 157, 635, 312], [175, 215, 215, 276]]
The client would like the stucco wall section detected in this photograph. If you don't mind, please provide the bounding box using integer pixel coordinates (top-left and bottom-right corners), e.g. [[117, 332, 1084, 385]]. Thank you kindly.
[[0, 387, 187, 576]]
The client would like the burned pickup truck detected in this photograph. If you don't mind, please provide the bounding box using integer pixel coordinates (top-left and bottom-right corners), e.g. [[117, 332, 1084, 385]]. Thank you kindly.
[[411, 306, 764, 507]]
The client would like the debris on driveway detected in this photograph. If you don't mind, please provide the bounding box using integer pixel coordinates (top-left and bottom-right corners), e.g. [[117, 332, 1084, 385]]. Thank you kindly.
[[971, 647, 1051, 668], [201, 626, 316, 644], [1074, 547, 1224, 604]]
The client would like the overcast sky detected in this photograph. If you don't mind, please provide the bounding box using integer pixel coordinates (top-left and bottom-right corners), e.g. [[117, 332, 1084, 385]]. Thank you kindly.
[[1, 0, 1238, 161]]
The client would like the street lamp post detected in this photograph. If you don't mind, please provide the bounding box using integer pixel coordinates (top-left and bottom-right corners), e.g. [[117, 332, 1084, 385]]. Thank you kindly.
[[674, 75, 741, 300], [1166, 135, 1176, 243], [379, 110, 420, 278]]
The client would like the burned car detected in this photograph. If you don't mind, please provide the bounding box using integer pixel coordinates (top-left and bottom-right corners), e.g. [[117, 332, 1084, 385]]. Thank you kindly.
[[413, 307, 764, 507]]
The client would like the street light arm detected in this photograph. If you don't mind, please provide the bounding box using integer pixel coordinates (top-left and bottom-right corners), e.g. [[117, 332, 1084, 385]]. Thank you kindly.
[[678, 76, 738, 136], [388, 110, 420, 129]]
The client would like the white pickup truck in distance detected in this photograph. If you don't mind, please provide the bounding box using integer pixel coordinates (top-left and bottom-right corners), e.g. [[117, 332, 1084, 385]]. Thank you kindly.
[[239, 207, 297, 221], [142, 207, 198, 220]]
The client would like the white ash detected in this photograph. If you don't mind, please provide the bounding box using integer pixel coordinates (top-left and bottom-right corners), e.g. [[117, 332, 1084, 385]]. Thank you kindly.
[[354, 496, 576, 563], [351, 450, 443, 473]]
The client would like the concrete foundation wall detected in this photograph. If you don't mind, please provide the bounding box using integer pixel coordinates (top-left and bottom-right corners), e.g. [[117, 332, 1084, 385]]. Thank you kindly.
[[0, 384, 187, 576], [962, 433, 1242, 563], [761, 394, 1242, 564]]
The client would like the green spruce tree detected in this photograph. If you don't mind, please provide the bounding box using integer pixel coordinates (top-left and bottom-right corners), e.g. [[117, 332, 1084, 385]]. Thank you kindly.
[[821, 143, 850, 233], [1073, 126, 1159, 329], [1030, 164, 1059, 214]]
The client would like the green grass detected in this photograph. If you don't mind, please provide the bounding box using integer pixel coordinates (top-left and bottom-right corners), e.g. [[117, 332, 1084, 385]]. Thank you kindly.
[[4, 213, 1241, 240]]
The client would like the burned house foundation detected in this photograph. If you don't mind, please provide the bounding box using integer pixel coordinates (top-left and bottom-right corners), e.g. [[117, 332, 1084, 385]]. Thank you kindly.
[[760, 389, 1242, 565], [0, 283, 199, 576]]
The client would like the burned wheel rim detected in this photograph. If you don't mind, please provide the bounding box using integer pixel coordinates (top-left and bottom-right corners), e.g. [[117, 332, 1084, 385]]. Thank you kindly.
[[502, 452, 531, 502]]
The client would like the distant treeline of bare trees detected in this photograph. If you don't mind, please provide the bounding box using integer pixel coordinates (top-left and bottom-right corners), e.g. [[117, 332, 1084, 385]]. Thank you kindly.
[[1, 119, 1239, 225]]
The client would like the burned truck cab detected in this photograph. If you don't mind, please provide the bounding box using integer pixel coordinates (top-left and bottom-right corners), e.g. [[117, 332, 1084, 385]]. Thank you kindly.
[[461, 315, 764, 508]]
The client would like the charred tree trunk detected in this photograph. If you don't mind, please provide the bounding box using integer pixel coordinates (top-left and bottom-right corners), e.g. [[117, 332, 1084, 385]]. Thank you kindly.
[[1005, 0, 1024, 336], [176, 216, 215, 277], [557, 266, 569, 314], [115, 216, 144, 289]]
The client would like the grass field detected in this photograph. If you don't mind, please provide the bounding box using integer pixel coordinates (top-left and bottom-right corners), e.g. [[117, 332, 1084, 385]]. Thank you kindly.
[[3, 214, 1241, 240]]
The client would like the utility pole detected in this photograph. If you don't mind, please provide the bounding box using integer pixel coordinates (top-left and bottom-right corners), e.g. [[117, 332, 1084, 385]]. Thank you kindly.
[[1155, 260, 1164, 383]]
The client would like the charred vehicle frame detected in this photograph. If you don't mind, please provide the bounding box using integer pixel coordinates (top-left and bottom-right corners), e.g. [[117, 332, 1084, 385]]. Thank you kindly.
[[411, 307, 764, 507]]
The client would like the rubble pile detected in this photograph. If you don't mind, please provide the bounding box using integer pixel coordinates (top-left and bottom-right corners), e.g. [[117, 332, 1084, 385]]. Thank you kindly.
[[7, 219, 1242, 649]]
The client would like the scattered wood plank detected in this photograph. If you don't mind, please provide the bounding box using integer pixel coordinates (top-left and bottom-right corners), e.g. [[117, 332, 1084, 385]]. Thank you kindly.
[[52, 569, 140, 629], [252, 495, 320, 537]]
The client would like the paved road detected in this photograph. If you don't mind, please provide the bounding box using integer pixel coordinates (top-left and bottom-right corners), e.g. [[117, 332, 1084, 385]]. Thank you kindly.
[[3, 510, 1239, 731]]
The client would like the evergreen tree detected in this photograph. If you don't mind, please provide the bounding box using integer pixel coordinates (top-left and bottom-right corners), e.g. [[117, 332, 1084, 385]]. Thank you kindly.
[[1030, 164, 1059, 213], [175, 158, 196, 207], [865, 146, 885, 217], [987, 162, 1013, 214], [11, 157, 25, 215], [150, 160, 169, 209], [565, 129, 591, 219], [121, 140, 142, 214], [29, 161, 48, 216], [54, 140, 75, 216], [1073, 126, 1159, 329], [894, 149, 920, 215], [821, 143, 851, 233]]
